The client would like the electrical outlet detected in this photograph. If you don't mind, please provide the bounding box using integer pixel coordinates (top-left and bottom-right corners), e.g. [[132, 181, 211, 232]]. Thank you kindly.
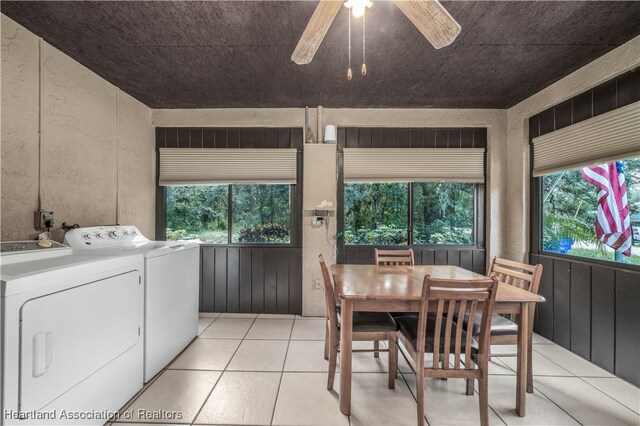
[[34, 210, 54, 230]]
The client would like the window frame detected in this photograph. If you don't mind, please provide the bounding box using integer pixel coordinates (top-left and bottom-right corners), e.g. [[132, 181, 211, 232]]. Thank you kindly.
[[337, 150, 486, 251], [530, 157, 640, 272], [156, 134, 303, 249]]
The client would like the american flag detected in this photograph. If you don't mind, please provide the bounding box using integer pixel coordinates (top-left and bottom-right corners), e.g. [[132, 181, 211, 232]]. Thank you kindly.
[[580, 162, 632, 257]]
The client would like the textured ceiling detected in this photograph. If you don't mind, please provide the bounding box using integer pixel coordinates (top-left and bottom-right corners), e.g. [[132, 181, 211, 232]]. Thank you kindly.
[[2, 1, 640, 109]]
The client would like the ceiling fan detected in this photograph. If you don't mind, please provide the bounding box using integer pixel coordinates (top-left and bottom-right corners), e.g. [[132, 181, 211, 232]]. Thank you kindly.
[[291, 0, 461, 65]]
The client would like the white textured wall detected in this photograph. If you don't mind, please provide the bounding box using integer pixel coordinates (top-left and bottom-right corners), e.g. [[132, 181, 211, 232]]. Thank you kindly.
[[505, 34, 640, 262], [1, 15, 154, 241], [153, 107, 508, 316], [118, 91, 155, 238], [1, 15, 40, 239]]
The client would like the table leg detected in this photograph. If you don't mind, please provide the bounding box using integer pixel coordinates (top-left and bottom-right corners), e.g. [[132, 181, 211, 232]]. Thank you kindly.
[[527, 323, 534, 393], [516, 302, 529, 417], [339, 299, 353, 416]]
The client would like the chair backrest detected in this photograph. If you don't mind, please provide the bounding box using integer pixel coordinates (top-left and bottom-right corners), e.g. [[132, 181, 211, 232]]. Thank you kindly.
[[416, 276, 498, 372], [374, 248, 415, 266], [488, 257, 543, 295], [318, 254, 339, 327]]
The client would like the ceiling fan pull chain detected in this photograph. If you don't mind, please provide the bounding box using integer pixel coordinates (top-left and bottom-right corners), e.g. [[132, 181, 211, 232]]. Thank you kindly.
[[347, 9, 353, 81], [361, 8, 367, 76]]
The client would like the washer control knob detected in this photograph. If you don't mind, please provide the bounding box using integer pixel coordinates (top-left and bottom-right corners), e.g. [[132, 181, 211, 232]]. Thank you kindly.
[[83, 234, 93, 240], [96, 233, 106, 239], [109, 230, 123, 239]]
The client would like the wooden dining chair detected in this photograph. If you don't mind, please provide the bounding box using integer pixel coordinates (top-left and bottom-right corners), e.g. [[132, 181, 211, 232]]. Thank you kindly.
[[318, 254, 398, 390], [374, 248, 415, 266], [461, 257, 542, 393], [373, 248, 416, 352], [396, 275, 498, 426]]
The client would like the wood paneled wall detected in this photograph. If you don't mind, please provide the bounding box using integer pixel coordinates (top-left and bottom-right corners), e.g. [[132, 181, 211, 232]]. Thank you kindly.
[[530, 254, 640, 386], [529, 68, 640, 387], [156, 127, 304, 315], [201, 246, 302, 314], [155, 127, 303, 149], [337, 127, 488, 149], [529, 68, 640, 139], [340, 246, 486, 274]]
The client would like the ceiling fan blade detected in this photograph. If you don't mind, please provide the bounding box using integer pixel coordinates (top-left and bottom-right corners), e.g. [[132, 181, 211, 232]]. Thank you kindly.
[[392, 0, 461, 49], [291, 0, 343, 65]]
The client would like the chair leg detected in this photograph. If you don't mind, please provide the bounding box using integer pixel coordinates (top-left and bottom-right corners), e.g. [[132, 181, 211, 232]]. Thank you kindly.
[[466, 357, 475, 395], [388, 336, 397, 389], [374, 340, 380, 358], [466, 378, 475, 395], [416, 370, 425, 426], [478, 377, 489, 426], [324, 321, 329, 361], [327, 333, 338, 390]]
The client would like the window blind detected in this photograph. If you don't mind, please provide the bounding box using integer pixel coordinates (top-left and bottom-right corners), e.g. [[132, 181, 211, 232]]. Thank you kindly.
[[159, 148, 297, 185], [343, 148, 485, 183], [532, 101, 640, 177]]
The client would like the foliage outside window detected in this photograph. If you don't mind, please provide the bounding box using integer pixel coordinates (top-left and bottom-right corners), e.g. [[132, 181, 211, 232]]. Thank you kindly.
[[542, 157, 640, 265], [344, 183, 408, 245], [413, 183, 474, 244], [232, 185, 291, 243], [343, 182, 476, 245], [166, 184, 291, 244]]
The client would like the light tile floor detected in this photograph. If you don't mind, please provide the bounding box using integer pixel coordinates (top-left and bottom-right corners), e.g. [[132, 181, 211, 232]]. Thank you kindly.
[[113, 315, 640, 426]]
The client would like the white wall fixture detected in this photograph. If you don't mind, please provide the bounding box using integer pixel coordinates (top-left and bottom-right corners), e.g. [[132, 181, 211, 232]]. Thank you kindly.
[[324, 125, 337, 143]]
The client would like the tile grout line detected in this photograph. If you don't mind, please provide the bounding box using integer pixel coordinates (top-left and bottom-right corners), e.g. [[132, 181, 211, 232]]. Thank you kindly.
[[530, 346, 597, 377], [269, 316, 297, 426], [198, 313, 223, 335], [189, 316, 258, 426], [578, 377, 640, 416], [528, 382, 585, 425]]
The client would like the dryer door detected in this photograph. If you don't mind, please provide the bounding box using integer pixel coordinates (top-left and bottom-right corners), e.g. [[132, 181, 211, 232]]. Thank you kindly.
[[19, 270, 141, 412]]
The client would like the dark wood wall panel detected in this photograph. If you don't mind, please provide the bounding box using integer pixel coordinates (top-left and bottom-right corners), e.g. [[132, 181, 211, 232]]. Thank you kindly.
[[614, 271, 640, 386], [530, 254, 640, 385], [569, 262, 591, 360], [531, 68, 640, 137], [588, 266, 615, 373], [337, 127, 488, 149], [201, 247, 303, 314], [552, 259, 571, 349], [156, 127, 303, 149], [532, 254, 554, 340], [339, 247, 486, 274]]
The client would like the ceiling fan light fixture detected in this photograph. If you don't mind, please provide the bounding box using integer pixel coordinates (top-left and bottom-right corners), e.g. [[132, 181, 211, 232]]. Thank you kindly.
[[344, 0, 372, 18]]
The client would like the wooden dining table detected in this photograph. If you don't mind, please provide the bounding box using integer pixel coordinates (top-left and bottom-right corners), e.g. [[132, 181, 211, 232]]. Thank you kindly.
[[331, 264, 546, 417]]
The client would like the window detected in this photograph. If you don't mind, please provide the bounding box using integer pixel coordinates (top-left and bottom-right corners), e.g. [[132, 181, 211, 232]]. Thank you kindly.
[[165, 184, 291, 244], [344, 183, 408, 245], [343, 182, 478, 246], [541, 157, 640, 265], [232, 185, 291, 244], [413, 183, 475, 244], [166, 185, 228, 243]]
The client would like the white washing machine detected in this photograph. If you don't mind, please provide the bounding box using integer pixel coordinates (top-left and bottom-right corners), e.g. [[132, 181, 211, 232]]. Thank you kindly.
[[0, 240, 144, 425], [64, 226, 200, 382]]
